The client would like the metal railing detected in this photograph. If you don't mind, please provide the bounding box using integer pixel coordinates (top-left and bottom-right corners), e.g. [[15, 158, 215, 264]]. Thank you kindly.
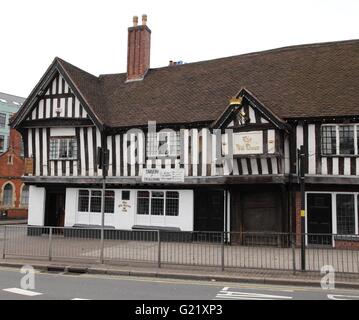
[[1, 225, 359, 276]]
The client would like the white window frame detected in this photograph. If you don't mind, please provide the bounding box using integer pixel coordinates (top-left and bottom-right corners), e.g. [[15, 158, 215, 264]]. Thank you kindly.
[[49, 136, 77, 160], [321, 124, 359, 156], [77, 189, 115, 214], [20, 184, 29, 207], [136, 190, 180, 217], [305, 191, 359, 246]]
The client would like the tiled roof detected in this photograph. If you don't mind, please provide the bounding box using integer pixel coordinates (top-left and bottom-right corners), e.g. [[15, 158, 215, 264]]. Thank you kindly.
[[54, 39, 359, 127]]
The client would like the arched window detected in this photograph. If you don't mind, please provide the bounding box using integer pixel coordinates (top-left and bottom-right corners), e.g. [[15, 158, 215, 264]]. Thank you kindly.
[[3, 184, 13, 207], [21, 185, 29, 206]]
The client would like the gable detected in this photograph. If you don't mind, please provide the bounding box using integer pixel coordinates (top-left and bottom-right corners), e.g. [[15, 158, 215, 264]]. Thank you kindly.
[[212, 88, 288, 131], [225, 104, 269, 128], [10, 58, 103, 130], [26, 72, 89, 121]]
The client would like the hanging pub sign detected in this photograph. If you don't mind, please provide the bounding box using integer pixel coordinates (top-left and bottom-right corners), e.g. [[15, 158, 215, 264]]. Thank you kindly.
[[24, 158, 34, 175], [233, 131, 263, 154], [142, 168, 185, 183]]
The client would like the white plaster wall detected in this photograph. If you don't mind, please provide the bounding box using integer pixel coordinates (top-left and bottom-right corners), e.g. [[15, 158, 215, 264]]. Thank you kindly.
[[64, 188, 194, 231], [133, 189, 194, 231], [27, 186, 46, 226], [50, 127, 75, 136], [64, 188, 77, 227]]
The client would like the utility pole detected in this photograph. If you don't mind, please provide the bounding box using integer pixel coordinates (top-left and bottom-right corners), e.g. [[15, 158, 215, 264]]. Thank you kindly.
[[99, 140, 109, 264], [298, 145, 306, 271]]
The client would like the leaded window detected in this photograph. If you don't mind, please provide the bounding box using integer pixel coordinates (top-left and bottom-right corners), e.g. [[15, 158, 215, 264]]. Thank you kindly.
[[147, 131, 180, 157], [339, 125, 354, 155], [49, 137, 77, 160], [321, 124, 359, 156], [321, 126, 337, 155]]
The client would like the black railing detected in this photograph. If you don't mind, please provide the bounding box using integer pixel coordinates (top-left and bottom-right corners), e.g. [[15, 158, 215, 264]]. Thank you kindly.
[[1, 225, 359, 275]]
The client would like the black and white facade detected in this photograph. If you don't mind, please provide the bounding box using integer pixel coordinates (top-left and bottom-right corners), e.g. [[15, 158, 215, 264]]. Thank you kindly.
[[10, 18, 359, 243]]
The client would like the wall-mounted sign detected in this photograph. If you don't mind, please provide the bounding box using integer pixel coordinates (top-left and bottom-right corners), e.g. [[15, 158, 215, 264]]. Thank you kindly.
[[24, 158, 34, 175], [233, 131, 263, 154], [118, 200, 131, 213], [142, 168, 185, 183]]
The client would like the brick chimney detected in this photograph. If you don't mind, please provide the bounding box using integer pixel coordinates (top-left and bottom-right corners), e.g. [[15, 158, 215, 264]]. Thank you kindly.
[[126, 14, 151, 82]]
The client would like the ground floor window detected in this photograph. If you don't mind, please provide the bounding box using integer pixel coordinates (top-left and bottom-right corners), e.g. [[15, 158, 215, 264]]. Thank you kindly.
[[137, 190, 179, 216], [307, 192, 359, 236], [336, 194, 355, 235], [78, 189, 115, 213], [2, 183, 13, 207], [20, 185, 29, 206]]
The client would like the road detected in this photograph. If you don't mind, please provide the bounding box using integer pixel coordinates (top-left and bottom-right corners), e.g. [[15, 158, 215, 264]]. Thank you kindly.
[[0, 266, 358, 300]]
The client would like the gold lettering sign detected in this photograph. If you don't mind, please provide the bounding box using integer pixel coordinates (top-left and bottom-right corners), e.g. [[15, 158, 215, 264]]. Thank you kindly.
[[24, 158, 34, 175]]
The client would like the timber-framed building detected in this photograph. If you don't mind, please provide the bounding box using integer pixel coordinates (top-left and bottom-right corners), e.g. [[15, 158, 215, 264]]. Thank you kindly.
[[11, 16, 359, 245]]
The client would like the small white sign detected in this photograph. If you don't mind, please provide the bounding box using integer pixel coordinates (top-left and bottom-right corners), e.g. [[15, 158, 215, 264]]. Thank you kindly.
[[233, 131, 263, 154], [142, 168, 185, 183]]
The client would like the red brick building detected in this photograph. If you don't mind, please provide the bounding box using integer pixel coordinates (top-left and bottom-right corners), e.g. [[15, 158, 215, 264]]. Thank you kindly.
[[0, 128, 28, 219]]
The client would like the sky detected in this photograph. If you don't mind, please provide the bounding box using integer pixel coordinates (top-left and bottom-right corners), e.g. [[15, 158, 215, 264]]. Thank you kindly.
[[1, 0, 358, 97]]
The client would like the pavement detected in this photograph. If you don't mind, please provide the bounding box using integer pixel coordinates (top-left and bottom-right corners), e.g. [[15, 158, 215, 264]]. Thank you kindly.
[[1, 225, 359, 290], [2, 226, 359, 275], [0, 265, 358, 300], [0, 219, 27, 225]]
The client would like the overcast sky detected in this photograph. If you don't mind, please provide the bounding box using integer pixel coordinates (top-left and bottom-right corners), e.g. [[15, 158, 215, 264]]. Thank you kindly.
[[1, 0, 358, 97]]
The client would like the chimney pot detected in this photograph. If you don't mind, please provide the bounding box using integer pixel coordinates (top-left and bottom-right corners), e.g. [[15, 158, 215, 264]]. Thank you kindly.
[[142, 14, 147, 25], [133, 16, 138, 27]]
